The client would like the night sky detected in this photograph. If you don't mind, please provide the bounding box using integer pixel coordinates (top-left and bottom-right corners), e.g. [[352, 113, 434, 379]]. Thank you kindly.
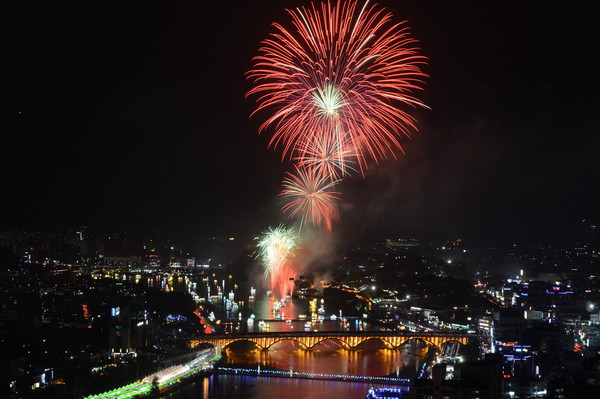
[[2, 1, 599, 249]]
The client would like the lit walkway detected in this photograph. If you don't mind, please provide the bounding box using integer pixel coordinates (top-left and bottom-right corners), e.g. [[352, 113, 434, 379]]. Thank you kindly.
[[84, 347, 220, 399]]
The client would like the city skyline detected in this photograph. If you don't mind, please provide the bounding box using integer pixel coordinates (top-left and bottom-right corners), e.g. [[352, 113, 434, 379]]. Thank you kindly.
[[3, 2, 600, 397], [2, 1, 598, 249]]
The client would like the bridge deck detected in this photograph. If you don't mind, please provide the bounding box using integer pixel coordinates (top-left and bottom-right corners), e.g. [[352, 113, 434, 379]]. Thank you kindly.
[[190, 330, 474, 350]]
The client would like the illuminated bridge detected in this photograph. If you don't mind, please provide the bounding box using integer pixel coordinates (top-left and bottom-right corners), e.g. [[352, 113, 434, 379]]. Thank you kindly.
[[190, 331, 473, 351]]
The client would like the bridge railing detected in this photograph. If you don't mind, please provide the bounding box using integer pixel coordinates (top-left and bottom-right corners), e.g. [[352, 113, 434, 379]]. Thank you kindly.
[[215, 366, 412, 385], [191, 330, 475, 339]]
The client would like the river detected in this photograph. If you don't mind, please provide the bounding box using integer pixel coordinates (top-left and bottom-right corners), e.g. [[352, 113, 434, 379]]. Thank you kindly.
[[122, 273, 433, 397], [165, 375, 410, 399], [166, 336, 428, 399]]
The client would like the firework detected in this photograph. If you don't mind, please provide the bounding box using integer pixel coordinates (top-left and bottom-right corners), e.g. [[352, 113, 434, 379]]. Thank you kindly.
[[257, 225, 299, 299], [280, 166, 341, 233], [247, 0, 428, 170], [293, 126, 358, 180]]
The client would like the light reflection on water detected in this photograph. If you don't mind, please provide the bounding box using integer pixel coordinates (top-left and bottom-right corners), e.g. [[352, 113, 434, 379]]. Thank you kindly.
[[218, 291, 373, 333], [123, 272, 360, 329], [165, 340, 427, 399], [167, 375, 409, 399], [225, 340, 427, 379]]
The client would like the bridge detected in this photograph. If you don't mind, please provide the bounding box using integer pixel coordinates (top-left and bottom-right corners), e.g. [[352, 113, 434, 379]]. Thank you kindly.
[[189, 331, 473, 350]]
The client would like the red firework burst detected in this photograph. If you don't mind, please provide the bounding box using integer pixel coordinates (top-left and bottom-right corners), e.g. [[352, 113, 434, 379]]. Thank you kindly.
[[293, 126, 358, 181], [280, 167, 341, 232], [247, 0, 428, 170]]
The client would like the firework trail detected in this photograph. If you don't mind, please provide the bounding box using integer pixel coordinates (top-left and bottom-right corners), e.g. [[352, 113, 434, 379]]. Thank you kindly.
[[280, 166, 341, 233], [257, 225, 300, 299], [247, 0, 428, 170]]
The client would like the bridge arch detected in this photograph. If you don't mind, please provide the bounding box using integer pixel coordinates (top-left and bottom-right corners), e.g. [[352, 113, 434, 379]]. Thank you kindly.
[[396, 336, 436, 348], [221, 338, 267, 350], [306, 337, 351, 350], [346, 336, 396, 349], [265, 338, 311, 350]]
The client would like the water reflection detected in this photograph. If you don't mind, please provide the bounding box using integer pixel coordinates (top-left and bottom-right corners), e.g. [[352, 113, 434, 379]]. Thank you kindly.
[[225, 339, 428, 380], [116, 273, 429, 398], [115, 272, 369, 332], [166, 375, 408, 399], [165, 340, 428, 399]]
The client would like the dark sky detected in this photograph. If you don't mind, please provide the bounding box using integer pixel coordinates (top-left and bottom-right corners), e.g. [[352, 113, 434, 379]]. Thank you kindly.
[[2, 1, 598, 248]]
